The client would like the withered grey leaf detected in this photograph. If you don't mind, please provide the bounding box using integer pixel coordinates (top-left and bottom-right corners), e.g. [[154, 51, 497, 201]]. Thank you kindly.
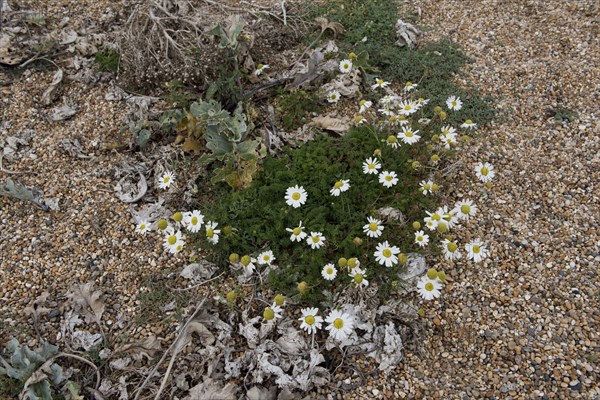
[[309, 115, 351, 134], [60, 138, 91, 159], [186, 377, 239, 400], [0, 178, 50, 210], [42, 68, 64, 106], [49, 104, 77, 121], [115, 171, 147, 203]]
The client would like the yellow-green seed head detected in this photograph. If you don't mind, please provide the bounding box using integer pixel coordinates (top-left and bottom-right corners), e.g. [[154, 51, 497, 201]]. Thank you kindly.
[[349, 52, 357, 60], [359, 99, 366, 107], [418, 308, 425, 316], [241, 255, 251, 266], [354, 274, 364, 284], [431, 154, 440, 162], [434, 106, 442, 114], [432, 183, 440, 192], [263, 307, 275, 321], [427, 268, 438, 280], [338, 257, 348, 268], [440, 111, 447, 120], [257, 63, 264, 69], [226, 290, 237, 303], [229, 253, 239, 263], [438, 271, 447, 281], [431, 134, 440, 143], [411, 161, 421, 170], [412, 221, 421, 230], [157, 219, 168, 230], [447, 242, 458, 253], [223, 225, 233, 236], [373, 149, 381, 156], [274, 294, 285, 306], [298, 281, 309, 294], [353, 237, 363, 246], [485, 181, 493, 189], [437, 223, 448, 233], [348, 258, 358, 268], [398, 253, 408, 265], [462, 134, 470, 142], [173, 212, 183, 222]]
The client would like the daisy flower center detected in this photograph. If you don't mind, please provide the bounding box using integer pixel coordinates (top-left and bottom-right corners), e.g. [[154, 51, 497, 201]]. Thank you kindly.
[[404, 105, 411, 111], [292, 192, 301, 200], [383, 249, 392, 258], [368, 163, 375, 169], [424, 184, 431, 190], [167, 235, 177, 245], [425, 282, 434, 291], [377, 79, 383, 85], [481, 167, 489, 176], [343, 63, 349, 69], [257, 63, 264, 69], [333, 318, 344, 329], [176, 244, 183, 251], [312, 236, 320, 243], [418, 236, 424, 242], [448, 242, 458, 252], [293, 227, 302, 235], [385, 176, 392, 182], [354, 274, 364, 284], [263, 255, 270, 261], [206, 228, 214, 238], [327, 267, 333, 274], [406, 131, 414, 137], [163, 177, 170, 183], [334, 181, 343, 189], [305, 315, 315, 325], [387, 135, 397, 143], [263, 308, 275, 321], [473, 245, 481, 254], [368, 222, 378, 231], [461, 205, 471, 214], [466, 119, 473, 124], [359, 100, 366, 106], [140, 224, 146, 230], [348, 258, 357, 268], [191, 217, 198, 225], [452, 101, 457, 106], [432, 214, 441, 221]]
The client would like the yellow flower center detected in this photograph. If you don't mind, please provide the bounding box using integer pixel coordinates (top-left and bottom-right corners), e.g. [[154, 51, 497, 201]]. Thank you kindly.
[[333, 318, 344, 329], [163, 176, 170, 183], [263, 308, 275, 321], [404, 105, 411, 111], [406, 81, 412, 86], [481, 167, 489, 176], [334, 181, 343, 189], [359, 100, 366, 106], [206, 228, 214, 238], [167, 235, 177, 245], [424, 184, 431, 190], [343, 63, 349, 69], [385, 175, 392, 182], [348, 258, 357, 268], [327, 268, 333, 275], [448, 242, 458, 252], [418, 236, 423, 241], [241, 255, 251, 266], [383, 249, 392, 258], [466, 119, 473, 124], [293, 227, 301, 236], [354, 274, 364, 284], [312, 236, 320, 243], [473, 245, 481, 254], [368, 222, 378, 231], [257, 63, 264, 69], [305, 315, 315, 325], [176, 244, 183, 251], [387, 135, 397, 143], [292, 192, 301, 200], [140, 224, 146, 230], [406, 131, 414, 137], [461, 205, 471, 214], [368, 163, 375, 169], [263, 255, 270, 261], [377, 79, 384, 85], [425, 282, 434, 291], [191, 217, 198, 225], [452, 101, 457, 106], [432, 214, 441, 221]]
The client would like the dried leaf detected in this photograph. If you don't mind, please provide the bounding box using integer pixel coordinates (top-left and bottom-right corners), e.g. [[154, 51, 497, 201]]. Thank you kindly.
[[180, 261, 217, 282], [315, 17, 345, 38], [309, 115, 351, 134], [49, 105, 77, 121], [182, 136, 203, 155], [115, 172, 147, 203], [71, 330, 103, 351], [42, 68, 64, 106], [377, 207, 405, 224], [395, 19, 421, 49], [66, 282, 105, 325], [60, 138, 91, 159], [0, 178, 53, 211], [186, 377, 239, 400], [0, 32, 26, 65]]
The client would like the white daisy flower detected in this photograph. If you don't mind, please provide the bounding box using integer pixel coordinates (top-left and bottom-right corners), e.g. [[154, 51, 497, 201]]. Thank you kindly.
[[374, 241, 400, 267], [465, 239, 489, 263], [257, 250, 275, 265], [263, 303, 283, 322], [419, 180, 434, 195], [135, 220, 150, 235], [183, 210, 204, 233], [385, 134, 400, 149], [418, 118, 431, 125], [163, 227, 184, 254], [299, 307, 323, 334], [441, 125, 457, 136], [475, 162, 495, 182], [417, 97, 430, 106], [362, 157, 381, 175], [371, 78, 390, 90], [321, 263, 337, 280], [446, 95, 463, 111], [307, 232, 326, 249], [363, 216, 384, 238], [354, 115, 367, 125], [379, 170, 399, 188], [339, 59, 353, 73], [414, 230, 429, 247], [441, 238, 462, 261], [359, 100, 373, 114], [404, 81, 418, 92], [398, 100, 418, 116], [398, 127, 421, 145], [349, 267, 368, 288], [286, 221, 307, 242], [205, 221, 220, 244], [158, 171, 175, 190], [330, 179, 350, 197], [325, 309, 355, 341], [254, 63, 269, 76], [442, 132, 458, 149], [452, 199, 477, 221], [285, 185, 308, 208], [378, 107, 395, 117], [439, 207, 458, 231], [241, 255, 256, 275], [327, 90, 341, 103], [461, 119, 477, 129], [417, 275, 442, 300]]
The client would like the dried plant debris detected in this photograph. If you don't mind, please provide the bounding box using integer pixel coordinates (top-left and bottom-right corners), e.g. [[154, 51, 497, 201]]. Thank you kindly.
[[0, 178, 59, 211], [59, 138, 92, 159], [49, 104, 77, 121], [65, 282, 105, 326], [41, 68, 64, 106], [309, 115, 351, 134], [0, 129, 34, 162]]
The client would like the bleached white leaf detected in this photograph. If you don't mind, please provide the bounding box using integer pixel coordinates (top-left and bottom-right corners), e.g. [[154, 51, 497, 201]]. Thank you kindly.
[[397, 254, 427, 289], [180, 261, 216, 282], [71, 330, 103, 351], [309, 115, 351, 134], [257, 352, 292, 388], [66, 282, 105, 324], [186, 377, 239, 400], [49, 104, 77, 121], [42, 68, 64, 106], [109, 358, 131, 370], [115, 171, 147, 203], [276, 328, 306, 354]]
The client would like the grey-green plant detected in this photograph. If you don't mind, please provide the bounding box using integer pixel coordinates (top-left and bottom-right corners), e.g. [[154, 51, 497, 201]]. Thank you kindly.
[[0, 339, 65, 400]]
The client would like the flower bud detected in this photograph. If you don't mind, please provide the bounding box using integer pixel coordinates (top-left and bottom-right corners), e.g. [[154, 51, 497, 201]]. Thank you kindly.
[[412, 221, 421, 230], [353, 237, 363, 246], [229, 253, 239, 263], [226, 290, 237, 303], [157, 219, 168, 230], [173, 212, 183, 222], [338, 257, 348, 268], [298, 281, 309, 294], [274, 294, 285, 306], [427, 268, 438, 280], [398, 253, 408, 265]]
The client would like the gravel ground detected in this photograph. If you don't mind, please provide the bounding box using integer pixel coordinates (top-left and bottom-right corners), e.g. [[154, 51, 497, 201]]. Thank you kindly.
[[1, 0, 598, 399]]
